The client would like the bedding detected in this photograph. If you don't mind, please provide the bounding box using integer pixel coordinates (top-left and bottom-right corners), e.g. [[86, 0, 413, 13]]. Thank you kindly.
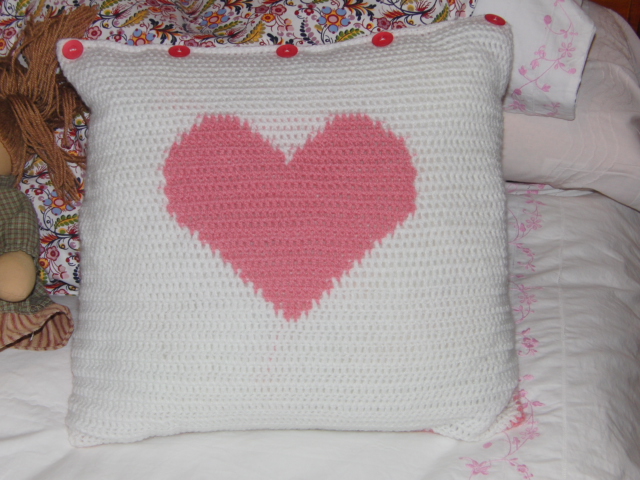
[[2, 184, 640, 478], [1, 0, 640, 478], [502, 0, 640, 212]]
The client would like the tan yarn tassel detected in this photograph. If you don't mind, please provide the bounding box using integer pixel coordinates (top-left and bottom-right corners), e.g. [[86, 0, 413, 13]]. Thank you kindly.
[[0, 5, 97, 202]]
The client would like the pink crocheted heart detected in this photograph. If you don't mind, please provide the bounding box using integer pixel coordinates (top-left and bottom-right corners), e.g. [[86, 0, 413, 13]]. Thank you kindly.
[[164, 114, 417, 320]]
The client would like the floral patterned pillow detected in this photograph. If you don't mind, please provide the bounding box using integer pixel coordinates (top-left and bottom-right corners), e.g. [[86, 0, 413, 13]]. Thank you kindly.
[[19, 157, 83, 294], [0, 0, 475, 295]]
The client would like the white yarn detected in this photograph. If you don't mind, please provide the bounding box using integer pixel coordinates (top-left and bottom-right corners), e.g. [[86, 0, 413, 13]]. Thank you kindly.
[[59, 17, 517, 447]]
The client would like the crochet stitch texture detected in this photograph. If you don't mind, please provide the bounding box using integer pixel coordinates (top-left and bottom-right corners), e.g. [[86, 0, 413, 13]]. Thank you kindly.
[[59, 17, 517, 446], [164, 113, 418, 320]]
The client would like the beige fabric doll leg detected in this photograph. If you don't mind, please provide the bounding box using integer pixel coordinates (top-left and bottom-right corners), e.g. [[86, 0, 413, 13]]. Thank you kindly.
[[0, 252, 36, 303]]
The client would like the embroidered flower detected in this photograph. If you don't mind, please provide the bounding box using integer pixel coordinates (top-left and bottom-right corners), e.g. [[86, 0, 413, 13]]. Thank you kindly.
[[318, 7, 350, 33], [52, 264, 69, 280], [109, 30, 125, 43], [507, 99, 527, 112], [86, 26, 102, 40], [299, 6, 315, 16], [4, 27, 17, 39], [522, 427, 540, 441], [272, 4, 287, 16], [46, 247, 60, 262], [522, 336, 539, 350], [376, 17, 392, 30], [525, 216, 542, 230], [558, 41, 576, 58], [126, 28, 157, 45], [67, 252, 80, 265], [465, 459, 492, 476], [202, 9, 230, 27], [43, 194, 73, 216], [454, 1, 468, 18], [278, 18, 295, 35]]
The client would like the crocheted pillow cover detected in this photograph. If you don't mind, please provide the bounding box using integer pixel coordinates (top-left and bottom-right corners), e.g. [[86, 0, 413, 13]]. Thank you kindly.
[[59, 17, 517, 447]]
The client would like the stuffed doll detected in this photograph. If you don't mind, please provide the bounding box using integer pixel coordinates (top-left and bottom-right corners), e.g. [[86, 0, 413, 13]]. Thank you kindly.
[[0, 6, 96, 350]]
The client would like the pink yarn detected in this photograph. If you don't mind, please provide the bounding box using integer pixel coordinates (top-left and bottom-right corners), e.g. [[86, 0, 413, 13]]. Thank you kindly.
[[164, 114, 417, 320]]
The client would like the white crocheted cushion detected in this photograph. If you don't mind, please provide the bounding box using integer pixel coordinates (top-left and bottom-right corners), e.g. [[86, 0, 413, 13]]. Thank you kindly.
[[59, 17, 517, 447]]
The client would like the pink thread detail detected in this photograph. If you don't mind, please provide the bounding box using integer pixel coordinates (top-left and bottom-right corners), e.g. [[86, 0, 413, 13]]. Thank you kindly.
[[164, 114, 417, 320]]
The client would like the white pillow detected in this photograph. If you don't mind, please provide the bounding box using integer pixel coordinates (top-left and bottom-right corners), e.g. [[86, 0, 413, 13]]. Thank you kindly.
[[58, 18, 518, 447], [502, 0, 640, 211], [474, 0, 596, 119]]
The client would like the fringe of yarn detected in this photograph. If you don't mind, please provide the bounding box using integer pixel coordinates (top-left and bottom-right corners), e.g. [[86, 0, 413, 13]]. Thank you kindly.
[[0, 5, 97, 201]]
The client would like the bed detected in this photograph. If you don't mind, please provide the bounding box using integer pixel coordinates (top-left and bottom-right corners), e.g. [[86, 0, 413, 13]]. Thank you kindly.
[[1, 0, 639, 478]]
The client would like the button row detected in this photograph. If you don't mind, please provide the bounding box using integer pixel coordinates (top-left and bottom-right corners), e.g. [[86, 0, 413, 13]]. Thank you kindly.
[[62, 15, 506, 60]]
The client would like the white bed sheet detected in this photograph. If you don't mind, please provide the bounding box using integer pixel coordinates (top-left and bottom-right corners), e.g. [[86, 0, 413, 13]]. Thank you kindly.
[[1, 183, 639, 480]]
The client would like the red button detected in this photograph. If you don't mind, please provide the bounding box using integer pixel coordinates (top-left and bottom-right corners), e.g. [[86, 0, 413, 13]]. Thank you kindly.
[[276, 44, 298, 58], [62, 40, 84, 60], [169, 45, 191, 57], [372, 32, 394, 47], [484, 14, 506, 26]]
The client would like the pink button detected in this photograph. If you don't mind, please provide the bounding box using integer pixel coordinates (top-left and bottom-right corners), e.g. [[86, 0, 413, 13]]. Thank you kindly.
[[372, 32, 394, 47], [484, 14, 506, 26], [169, 45, 191, 57], [276, 44, 298, 58], [62, 40, 84, 60]]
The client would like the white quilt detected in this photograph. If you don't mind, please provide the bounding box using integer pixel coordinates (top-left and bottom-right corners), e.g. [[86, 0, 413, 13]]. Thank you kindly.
[[1, 183, 639, 479]]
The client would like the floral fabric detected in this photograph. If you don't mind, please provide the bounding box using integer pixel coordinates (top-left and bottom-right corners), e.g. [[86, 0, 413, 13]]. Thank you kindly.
[[0, 0, 474, 294], [1, 0, 474, 54], [19, 156, 84, 294]]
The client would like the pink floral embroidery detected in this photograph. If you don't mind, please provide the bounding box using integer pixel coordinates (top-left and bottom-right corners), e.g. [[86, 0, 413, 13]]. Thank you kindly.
[[518, 328, 539, 356], [459, 184, 548, 478], [509, 185, 545, 275], [461, 377, 545, 479], [465, 459, 492, 476], [509, 186, 545, 357], [506, 0, 584, 117]]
